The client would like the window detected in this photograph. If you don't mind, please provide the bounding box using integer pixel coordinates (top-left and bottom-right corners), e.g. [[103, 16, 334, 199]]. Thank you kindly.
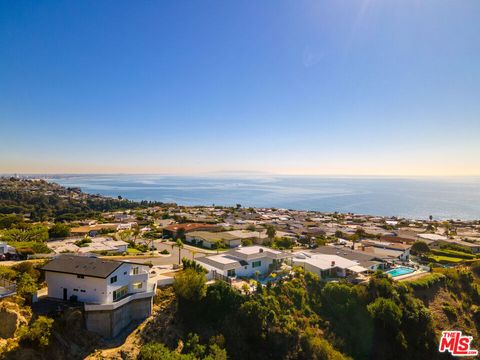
[[252, 261, 262, 268], [110, 276, 117, 284], [227, 269, 236, 277], [132, 267, 139, 275], [132, 282, 143, 289], [80, 290, 86, 293], [73, 288, 78, 292], [113, 285, 128, 301], [124, 271, 127, 275], [77, 275, 84, 279]]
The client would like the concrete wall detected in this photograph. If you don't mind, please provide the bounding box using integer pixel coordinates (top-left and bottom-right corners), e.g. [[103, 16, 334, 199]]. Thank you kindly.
[[84, 296, 152, 338]]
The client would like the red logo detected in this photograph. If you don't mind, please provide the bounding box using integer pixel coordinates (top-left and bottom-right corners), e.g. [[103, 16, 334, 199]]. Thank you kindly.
[[439, 331, 478, 357]]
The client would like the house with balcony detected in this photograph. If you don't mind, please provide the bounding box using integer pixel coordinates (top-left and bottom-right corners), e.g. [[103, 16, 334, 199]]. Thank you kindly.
[[41, 255, 155, 338], [195, 245, 292, 280]]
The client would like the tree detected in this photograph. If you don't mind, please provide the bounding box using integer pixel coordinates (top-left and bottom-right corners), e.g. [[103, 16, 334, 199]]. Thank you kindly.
[[175, 239, 184, 264], [48, 223, 71, 238], [17, 273, 38, 302], [266, 225, 276, 240], [132, 226, 141, 244], [367, 297, 402, 330], [173, 268, 207, 303], [182, 258, 206, 273], [19, 316, 54, 348], [138, 342, 185, 360], [411, 241, 430, 255]]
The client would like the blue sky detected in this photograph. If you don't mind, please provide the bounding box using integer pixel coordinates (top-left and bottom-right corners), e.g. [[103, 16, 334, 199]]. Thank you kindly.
[[1, 0, 479, 175]]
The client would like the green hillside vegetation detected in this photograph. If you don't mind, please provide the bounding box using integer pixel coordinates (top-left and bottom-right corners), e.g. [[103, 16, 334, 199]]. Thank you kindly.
[[142, 267, 465, 360], [0, 177, 165, 222]]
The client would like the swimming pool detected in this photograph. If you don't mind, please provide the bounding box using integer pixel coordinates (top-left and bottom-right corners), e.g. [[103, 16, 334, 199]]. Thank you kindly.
[[386, 267, 415, 277]]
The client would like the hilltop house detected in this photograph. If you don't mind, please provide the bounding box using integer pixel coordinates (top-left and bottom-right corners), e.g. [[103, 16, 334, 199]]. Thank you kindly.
[[41, 255, 155, 338], [196, 246, 291, 279], [360, 240, 411, 261], [292, 252, 368, 280]]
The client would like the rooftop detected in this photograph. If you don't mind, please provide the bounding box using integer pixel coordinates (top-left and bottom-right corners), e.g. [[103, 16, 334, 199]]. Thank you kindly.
[[41, 255, 149, 278]]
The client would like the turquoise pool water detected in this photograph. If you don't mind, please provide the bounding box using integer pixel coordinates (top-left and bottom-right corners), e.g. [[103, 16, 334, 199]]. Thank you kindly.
[[386, 267, 415, 277]]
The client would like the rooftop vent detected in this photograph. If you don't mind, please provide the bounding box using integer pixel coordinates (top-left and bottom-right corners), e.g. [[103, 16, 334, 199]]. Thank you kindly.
[[259, 248, 264, 253], [331, 261, 335, 267]]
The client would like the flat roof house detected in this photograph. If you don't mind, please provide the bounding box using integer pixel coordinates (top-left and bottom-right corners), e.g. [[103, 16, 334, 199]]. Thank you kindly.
[[186, 231, 242, 249], [313, 246, 385, 270], [293, 252, 368, 280], [41, 255, 155, 338], [196, 245, 292, 280]]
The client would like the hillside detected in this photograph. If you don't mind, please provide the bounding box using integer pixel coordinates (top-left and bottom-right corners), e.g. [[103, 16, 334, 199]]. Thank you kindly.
[[0, 177, 165, 222]]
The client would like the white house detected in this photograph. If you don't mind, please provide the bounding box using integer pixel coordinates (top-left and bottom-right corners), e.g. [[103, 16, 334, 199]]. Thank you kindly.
[[185, 231, 242, 249], [196, 245, 291, 279], [292, 252, 368, 279], [41, 255, 155, 338]]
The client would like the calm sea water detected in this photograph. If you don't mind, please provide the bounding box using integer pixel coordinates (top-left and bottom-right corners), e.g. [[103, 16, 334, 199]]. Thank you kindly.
[[49, 175, 480, 221]]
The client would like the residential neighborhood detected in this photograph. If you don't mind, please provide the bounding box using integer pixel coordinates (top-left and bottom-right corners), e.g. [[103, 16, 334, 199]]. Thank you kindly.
[[0, 178, 479, 359]]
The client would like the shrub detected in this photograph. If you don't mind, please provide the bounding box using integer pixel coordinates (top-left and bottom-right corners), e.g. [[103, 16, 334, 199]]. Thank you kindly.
[[74, 237, 92, 247], [17, 273, 38, 299], [138, 342, 177, 360], [407, 273, 445, 290], [0, 265, 17, 281], [160, 249, 170, 255], [173, 268, 207, 302], [19, 316, 54, 348], [13, 261, 40, 280], [442, 304, 457, 319]]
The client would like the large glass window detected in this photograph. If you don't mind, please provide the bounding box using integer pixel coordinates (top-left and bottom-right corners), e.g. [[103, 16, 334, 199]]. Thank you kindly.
[[113, 285, 128, 301], [132, 282, 143, 289], [252, 261, 262, 268], [132, 267, 139, 275]]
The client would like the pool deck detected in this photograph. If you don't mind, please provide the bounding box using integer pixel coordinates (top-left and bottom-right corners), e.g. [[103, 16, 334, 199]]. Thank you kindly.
[[391, 268, 429, 281]]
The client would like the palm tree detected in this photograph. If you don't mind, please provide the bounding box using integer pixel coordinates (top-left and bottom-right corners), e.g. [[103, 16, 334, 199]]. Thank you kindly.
[[191, 249, 197, 260], [132, 226, 141, 245], [175, 239, 184, 265]]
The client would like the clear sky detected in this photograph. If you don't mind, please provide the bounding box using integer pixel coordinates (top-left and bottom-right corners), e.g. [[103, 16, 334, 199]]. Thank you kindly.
[[1, 1, 479, 176]]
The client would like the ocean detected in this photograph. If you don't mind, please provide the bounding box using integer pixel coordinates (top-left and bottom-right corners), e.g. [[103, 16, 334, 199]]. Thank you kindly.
[[49, 175, 480, 221]]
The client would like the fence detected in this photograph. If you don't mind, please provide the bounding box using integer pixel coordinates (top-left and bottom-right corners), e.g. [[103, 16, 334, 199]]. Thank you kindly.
[[212, 271, 232, 284]]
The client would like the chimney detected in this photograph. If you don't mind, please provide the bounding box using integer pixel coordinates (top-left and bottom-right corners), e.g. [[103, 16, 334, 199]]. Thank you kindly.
[[331, 261, 335, 267]]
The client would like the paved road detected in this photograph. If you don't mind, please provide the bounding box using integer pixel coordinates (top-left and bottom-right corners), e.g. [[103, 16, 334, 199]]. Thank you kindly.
[[113, 241, 213, 266]]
